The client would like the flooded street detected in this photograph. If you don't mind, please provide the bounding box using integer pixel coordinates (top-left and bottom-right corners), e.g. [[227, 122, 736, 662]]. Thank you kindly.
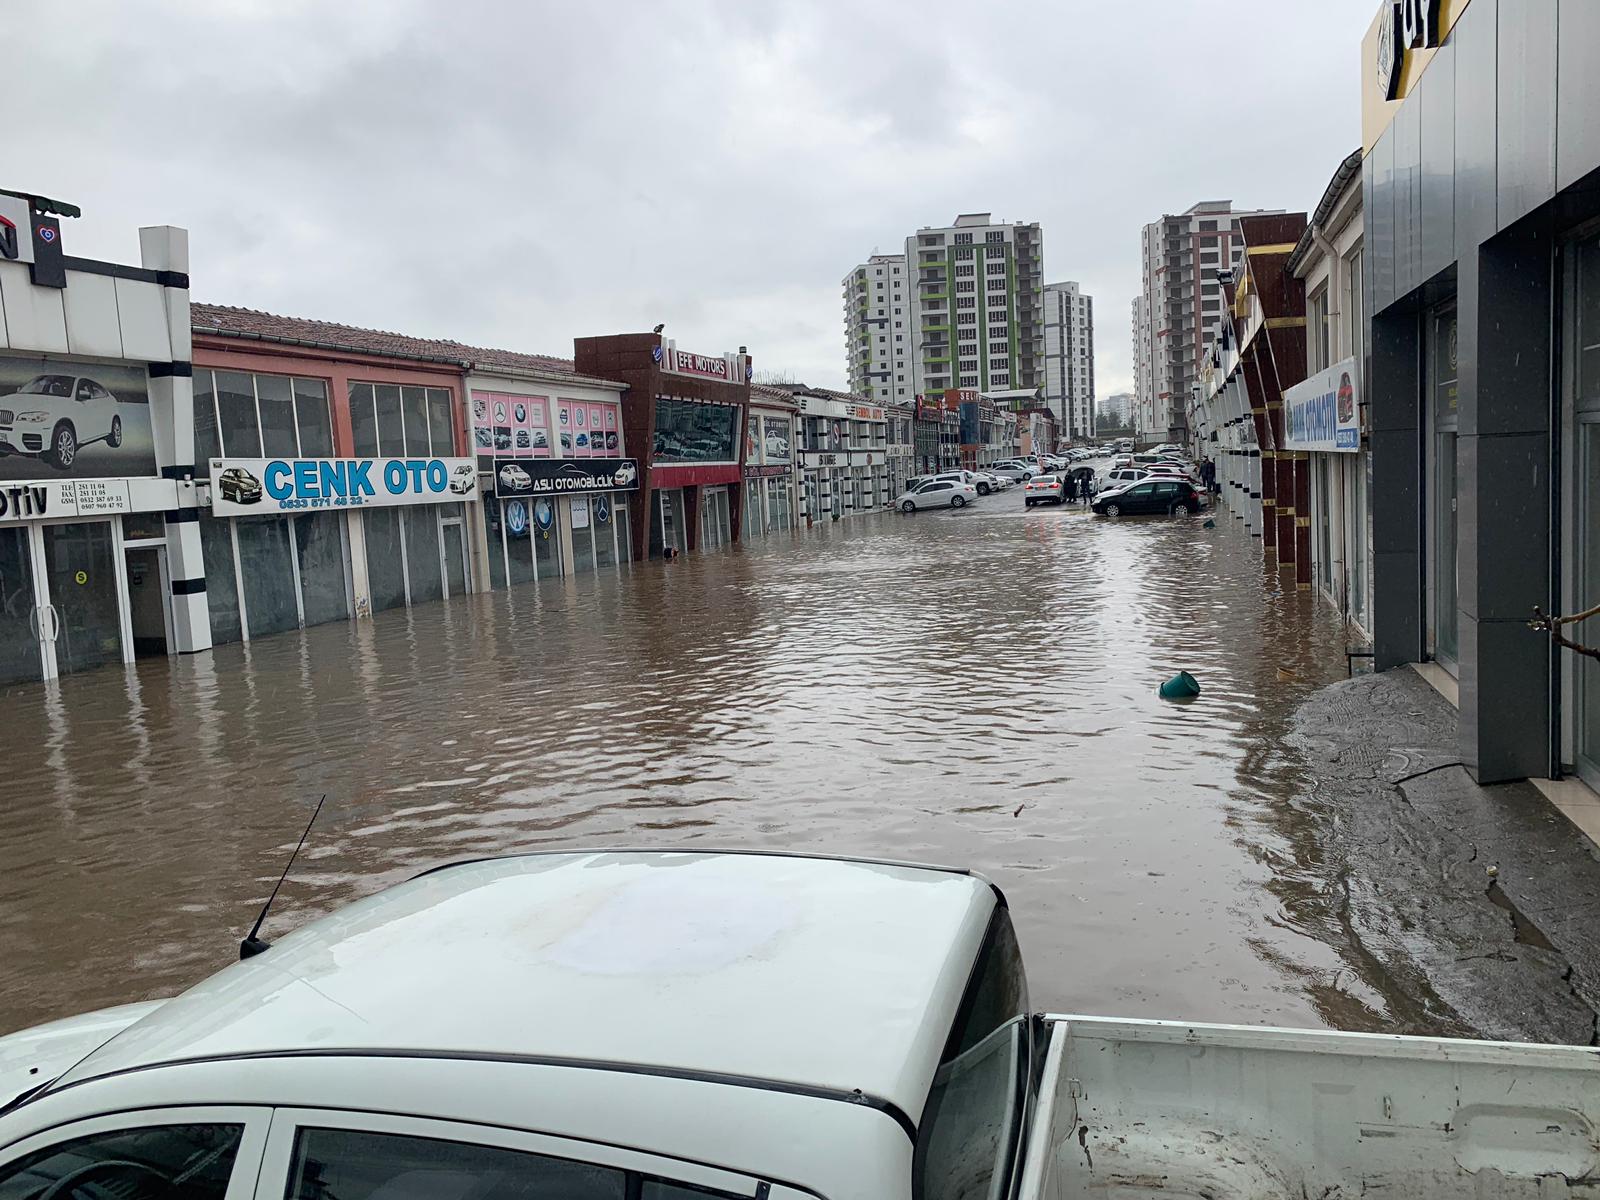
[[0, 492, 1361, 1036]]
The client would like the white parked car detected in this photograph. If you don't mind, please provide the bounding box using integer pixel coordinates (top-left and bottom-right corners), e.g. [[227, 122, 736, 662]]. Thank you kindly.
[[497, 463, 532, 491], [0, 374, 132, 470], [988, 461, 1037, 482], [0, 850, 1593, 1200], [927, 469, 992, 495], [896, 478, 976, 512]]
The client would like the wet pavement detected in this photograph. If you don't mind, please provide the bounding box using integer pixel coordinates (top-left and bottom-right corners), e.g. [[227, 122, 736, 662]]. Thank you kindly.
[[2, 481, 1371, 1036]]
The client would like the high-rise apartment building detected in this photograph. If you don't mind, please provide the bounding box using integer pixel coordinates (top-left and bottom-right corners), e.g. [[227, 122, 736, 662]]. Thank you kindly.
[[904, 214, 1044, 398], [841, 254, 912, 402], [1097, 391, 1134, 430], [1132, 200, 1280, 441], [1043, 281, 1094, 440]]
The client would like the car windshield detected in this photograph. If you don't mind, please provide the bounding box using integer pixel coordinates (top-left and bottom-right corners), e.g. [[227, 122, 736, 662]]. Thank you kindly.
[[18, 375, 75, 397]]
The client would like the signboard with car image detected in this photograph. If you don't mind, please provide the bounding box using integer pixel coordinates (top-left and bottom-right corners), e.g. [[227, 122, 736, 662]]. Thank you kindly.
[[0, 355, 155, 483], [210, 456, 477, 517], [492, 456, 639, 498], [1282, 357, 1361, 453]]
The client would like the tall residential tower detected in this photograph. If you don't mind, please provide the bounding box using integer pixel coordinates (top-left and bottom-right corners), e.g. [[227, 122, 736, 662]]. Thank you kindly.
[[841, 253, 912, 402], [904, 214, 1043, 398], [1043, 281, 1094, 440], [1132, 200, 1280, 441]]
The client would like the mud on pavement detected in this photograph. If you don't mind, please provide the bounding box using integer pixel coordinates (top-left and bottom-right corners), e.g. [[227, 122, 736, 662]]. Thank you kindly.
[[1287, 667, 1600, 1045]]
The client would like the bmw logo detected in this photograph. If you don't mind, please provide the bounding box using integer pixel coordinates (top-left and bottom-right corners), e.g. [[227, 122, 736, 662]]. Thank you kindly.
[[534, 498, 554, 531]]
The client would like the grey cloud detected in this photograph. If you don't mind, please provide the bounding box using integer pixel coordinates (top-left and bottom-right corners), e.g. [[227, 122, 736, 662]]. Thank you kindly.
[[13, 0, 1378, 393]]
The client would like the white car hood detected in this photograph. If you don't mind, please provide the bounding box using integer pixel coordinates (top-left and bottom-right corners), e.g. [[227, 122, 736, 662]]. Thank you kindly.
[[0, 1000, 168, 1107]]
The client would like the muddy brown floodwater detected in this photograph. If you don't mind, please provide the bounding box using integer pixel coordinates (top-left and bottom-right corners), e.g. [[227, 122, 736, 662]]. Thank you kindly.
[[1, 491, 1364, 1036]]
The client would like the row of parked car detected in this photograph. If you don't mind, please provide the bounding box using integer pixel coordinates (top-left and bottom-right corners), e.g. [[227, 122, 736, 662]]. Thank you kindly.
[[1090, 448, 1209, 516]]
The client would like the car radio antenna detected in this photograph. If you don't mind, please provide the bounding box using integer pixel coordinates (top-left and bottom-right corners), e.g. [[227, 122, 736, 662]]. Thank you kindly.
[[239, 795, 325, 961]]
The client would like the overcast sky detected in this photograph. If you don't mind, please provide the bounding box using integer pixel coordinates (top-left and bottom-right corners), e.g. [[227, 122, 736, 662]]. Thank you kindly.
[[16, 0, 1374, 397]]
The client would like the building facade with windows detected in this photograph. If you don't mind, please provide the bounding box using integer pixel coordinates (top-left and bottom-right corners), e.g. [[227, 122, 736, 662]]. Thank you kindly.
[[0, 200, 203, 688], [884, 397, 916, 498], [1133, 201, 1282, 443], [905, 214, 1044, 400], [1043, 281, 1095, 441], [1285, 151, 1370, 642], [573, 335, 752, 560], [468, 358, 633, 590], [913, 393, 960, 475], [743, 386, 799, 541], [1361, 0, 1600, 790], [192, 306, 476, 641], [790, 387, 889, 520], [841, 254, 912, 404]]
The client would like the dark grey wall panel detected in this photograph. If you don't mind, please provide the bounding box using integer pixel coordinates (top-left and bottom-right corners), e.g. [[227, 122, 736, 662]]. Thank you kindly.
[[1465, 617, 1552, 782], [1472, 432, 1551, 619], [1418, 37, 1457, 283], [1557, 0, 1600, 191], [1477, 224, 1554, 436], [1369, 127, 1397, 311], [1453, 0, 1498, 261], [1496, 0, 1558, 227]]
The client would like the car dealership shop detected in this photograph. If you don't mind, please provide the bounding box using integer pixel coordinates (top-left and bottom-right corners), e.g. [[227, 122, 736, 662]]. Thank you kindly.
[[0, 194, 206, 687], [573, 335, 753, 559], [792, 388, 891, 521]]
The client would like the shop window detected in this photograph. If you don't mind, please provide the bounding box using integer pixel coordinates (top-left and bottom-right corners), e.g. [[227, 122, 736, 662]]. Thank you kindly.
[[401, 387, 430, 456], [427, 388, 454, 456], [349, 383, 379, 456], [594, 494, 618, 568], [199, 515, 241, 645], [194, 369, 221, 464], [442, 520, 468, 597], [482, 495, 508, 590], [237, 517, 300, 637], [295, 379, 334, 456], [364, 509, 408, 612], [295, 511, 349, 625], [217, 371, 261, 457], [653, 397, 737, 463], [255, 373, 298, 457], [375, 385, 404, 456]]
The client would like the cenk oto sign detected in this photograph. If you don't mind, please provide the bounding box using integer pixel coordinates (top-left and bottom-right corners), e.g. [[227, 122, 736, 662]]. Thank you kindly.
[[1283, 357, 1361, 453], [493, 457, 640, 498], [210, 457, 477, 517]]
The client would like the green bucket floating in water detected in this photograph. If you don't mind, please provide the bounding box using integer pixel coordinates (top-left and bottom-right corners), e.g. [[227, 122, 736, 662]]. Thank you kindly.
[[1158, 671, 1201, 701]]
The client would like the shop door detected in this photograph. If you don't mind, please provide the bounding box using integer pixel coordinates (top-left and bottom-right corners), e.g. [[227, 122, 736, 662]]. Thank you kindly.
[[0, 526, 45, 686], [124, 545, 170, 658], [41, 521, 125, 677], [442, 521, 467, 598]]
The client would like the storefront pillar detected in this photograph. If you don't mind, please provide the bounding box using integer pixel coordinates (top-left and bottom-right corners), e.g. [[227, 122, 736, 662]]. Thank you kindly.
[[346, 510, 373, 618]]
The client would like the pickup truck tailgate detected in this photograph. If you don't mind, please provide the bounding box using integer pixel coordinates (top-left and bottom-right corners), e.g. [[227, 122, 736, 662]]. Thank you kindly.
[[1018, 1015, 1600, 1198]]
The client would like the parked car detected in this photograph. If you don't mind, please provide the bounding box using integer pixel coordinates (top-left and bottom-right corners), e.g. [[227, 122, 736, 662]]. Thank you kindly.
[[448, 463, 476, 495], [896, 479, 976, 512], [498, 463, 532, 491], [928, 469, 989, 495], [1104, 466, 1149, 489], [0, 374, 132, 470], [977, 470, 1010, 491], [216, 466, 263, 504], [988, 461, 1037, 482], [1, 850, 1592, 1200], [1023, 474, 1065, 506], [1092, 477, 1207, 517]]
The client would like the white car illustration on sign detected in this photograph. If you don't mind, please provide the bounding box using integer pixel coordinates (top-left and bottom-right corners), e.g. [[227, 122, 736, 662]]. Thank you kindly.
[[611, 462, 637, 487], [448, 463, 476, 494], [498, 464, 531, 491], [0, 374, 129, 469]]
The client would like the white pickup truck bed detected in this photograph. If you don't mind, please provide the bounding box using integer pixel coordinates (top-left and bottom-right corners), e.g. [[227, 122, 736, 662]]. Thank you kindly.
[[1020, 1016, 1600, 1198]]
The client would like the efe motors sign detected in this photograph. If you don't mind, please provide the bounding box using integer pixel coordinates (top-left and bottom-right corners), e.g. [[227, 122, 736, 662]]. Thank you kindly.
[[210, 457, 477, 517]]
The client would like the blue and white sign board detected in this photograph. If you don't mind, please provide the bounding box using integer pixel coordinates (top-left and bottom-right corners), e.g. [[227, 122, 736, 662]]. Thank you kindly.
[[210, 457, 478, 517], [1283, 357, 1361, 453]]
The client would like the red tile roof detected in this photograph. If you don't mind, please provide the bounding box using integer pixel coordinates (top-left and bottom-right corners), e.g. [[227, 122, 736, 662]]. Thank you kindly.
[[190, 304, 617, 385]]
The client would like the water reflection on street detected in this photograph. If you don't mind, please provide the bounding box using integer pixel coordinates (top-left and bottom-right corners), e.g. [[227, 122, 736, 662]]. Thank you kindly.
[[1, 492, 1361, 1034]]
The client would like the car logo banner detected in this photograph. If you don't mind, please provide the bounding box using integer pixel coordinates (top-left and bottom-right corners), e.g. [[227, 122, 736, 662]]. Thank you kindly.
[[210, 456, 478, 517], [493, 456, 639, 498]]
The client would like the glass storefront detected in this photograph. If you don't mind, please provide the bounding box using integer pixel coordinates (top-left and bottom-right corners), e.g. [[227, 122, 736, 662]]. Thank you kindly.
[[654, 399, 738, 463], [0, 527, 39, 686], [204, 510, 356, 643], [1569, 231, 1600, 789], [1427, 304, 1459, 672], [483, 493, 561, 585], [701, 487, 732, 549], [236, 516, 300, 638], [567, 493, 630, 575], [651, 489, 688, 559]]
